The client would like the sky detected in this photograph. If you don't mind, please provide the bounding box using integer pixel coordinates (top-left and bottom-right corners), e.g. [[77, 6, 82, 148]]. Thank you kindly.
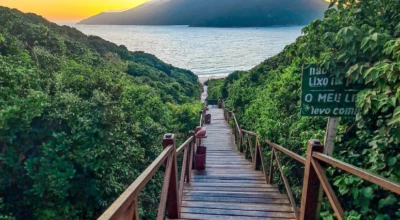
[[0, 0, 332, 22], [0, 0, 149, 21]]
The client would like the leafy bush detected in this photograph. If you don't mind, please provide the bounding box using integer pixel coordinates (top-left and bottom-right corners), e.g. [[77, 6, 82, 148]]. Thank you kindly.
[[213, 0, 400, 219], [206, 79, 224, 100], [0, 7, 201, 220]]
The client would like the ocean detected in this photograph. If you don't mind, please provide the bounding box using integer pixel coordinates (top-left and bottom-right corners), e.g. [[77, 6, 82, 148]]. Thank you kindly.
[[62, 24, 303, 76]]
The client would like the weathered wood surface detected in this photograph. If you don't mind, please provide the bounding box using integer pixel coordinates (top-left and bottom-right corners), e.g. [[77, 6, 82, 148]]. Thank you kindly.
[[180, 107, 296, 219]]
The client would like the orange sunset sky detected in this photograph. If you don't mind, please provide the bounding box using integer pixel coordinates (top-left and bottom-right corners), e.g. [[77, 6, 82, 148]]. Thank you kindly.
[[0, 0, 149, 21], [0, 0, 332, 22]]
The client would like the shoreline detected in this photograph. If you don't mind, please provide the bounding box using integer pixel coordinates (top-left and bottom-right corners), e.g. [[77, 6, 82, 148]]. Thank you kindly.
[[197, 73, 229, 84]]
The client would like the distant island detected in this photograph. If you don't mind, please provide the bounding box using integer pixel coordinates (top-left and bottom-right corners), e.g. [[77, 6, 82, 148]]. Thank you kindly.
[[79, 0, 329, 27]]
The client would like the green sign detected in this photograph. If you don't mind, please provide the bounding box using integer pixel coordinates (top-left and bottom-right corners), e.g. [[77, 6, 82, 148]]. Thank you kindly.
[[301, 64, 363, 117]]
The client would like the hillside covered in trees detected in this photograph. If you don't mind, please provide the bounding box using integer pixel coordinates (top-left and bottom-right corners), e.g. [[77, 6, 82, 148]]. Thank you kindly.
[[0, 7, 201, 219], [79, 0, 328, 27], [209, 0, 400, 219]]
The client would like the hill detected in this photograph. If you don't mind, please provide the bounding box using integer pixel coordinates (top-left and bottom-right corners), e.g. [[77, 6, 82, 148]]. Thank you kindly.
[[79, 0, 329, 27], [0, 6, 201, 219]]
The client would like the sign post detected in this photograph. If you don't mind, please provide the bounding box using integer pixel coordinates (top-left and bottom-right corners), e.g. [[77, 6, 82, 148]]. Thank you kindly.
[[301, 64, 362, 219], [323, 117, 340, 156], [301, 64, 362, 145]]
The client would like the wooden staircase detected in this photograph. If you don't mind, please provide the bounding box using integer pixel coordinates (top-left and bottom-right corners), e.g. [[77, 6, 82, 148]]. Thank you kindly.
[[98, 85, 400, 220], [179, 107, 296, 219]]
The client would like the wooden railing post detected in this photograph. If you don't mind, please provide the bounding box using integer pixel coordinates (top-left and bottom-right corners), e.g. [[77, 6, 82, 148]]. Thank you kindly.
[[199, 110, 203, 127], [161, 134, 180, 219], [299, 140, 324, 220], [254, 136, 261, 170], [239, 125, 244, 153], [268, 148, 275, 184], [189, 130, 196, 174]]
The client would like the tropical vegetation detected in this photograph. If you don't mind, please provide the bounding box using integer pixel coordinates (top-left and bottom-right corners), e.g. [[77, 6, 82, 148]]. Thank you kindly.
[[209, 0, 400, 219], [0, 7, 201, 219]]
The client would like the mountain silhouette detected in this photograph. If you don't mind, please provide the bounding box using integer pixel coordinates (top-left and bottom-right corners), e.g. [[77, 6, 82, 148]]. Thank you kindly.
[[79, 0, 328, 27]]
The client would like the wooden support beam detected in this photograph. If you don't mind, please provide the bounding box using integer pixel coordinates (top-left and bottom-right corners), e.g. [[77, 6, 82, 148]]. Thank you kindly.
[[311, 158, 344, 220], [178, 147, 189, 208], [299, 140, 324, 220], [116, 198, 139, 220], [189, 131, 196, 170], [274, 151, 299, 219], [254, 137, 262, 170], [161, 134, 180, 219], [268, 148, 275, 184], [239, 125, 244, 153], [246, 134, 254, 162]]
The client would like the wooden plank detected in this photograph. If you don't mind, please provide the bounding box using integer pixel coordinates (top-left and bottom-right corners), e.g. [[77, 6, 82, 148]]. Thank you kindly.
[[183, 191, 287, 199], [190, 176, 265, 180], [205, 162, 252, 165], [265, 139, 306, 164], [190, 172, 263, 176], [181, 207, 296, 218], [180, 213, 296, 220], [312, 152, 400, 195], [311, 158, 344, 220], [184, 186, 279, 192], [181, 201, 294, 212], [98, 145, 174, 220], [191, 170, 263, 176], [182, 196, 291, 204], [204, 164, 252, 167], [188, 178, 266, 183], [184, 182, 276, 188]]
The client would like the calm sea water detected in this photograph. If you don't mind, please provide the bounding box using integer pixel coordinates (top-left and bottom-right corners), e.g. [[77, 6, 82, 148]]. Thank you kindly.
[[65, 24, 302, 75]]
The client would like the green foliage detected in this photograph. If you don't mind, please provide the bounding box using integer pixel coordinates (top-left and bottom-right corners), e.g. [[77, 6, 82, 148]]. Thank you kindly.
[[215, 0, 400, 219], [206, 79, 225, 100], [0, 7, 201, 220]]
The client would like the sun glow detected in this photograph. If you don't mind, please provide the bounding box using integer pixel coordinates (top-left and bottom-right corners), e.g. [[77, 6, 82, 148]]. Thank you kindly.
[[0, 0, 149, 21]]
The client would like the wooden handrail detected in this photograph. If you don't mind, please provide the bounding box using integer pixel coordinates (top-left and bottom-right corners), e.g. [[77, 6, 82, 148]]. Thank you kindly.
[[99, 106, 202, 220], [222, 106, 400, 219], [312, 152, 400, 195], [176, 136, 194, 155], [241, 129, 258, 136], [98, 145, 174, 220], [265, 140, 306, 164]]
